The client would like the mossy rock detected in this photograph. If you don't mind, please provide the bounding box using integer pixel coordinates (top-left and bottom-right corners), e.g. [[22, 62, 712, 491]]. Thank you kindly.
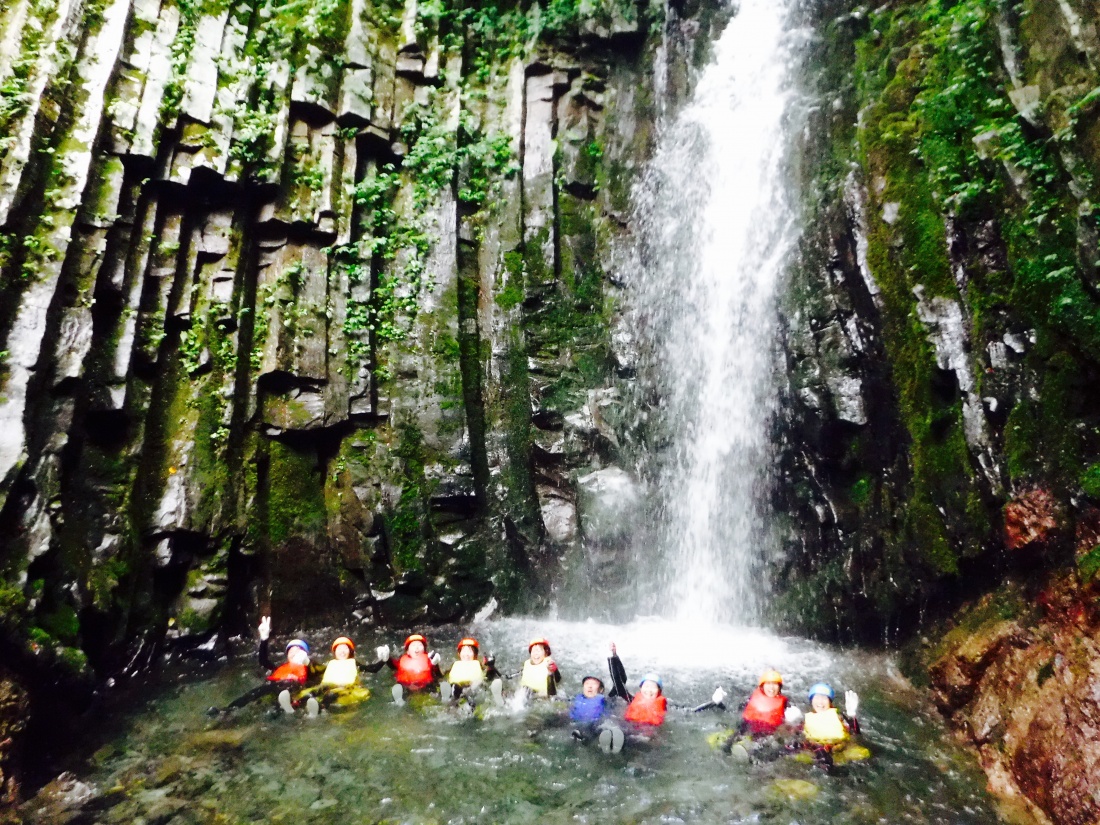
[[768, 779, 819, 801]]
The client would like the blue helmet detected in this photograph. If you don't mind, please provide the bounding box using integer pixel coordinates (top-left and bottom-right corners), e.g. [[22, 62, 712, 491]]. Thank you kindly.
[[640, 673, 663, 693], [808, 682, 834, 702], [286, 638, 310, 655]]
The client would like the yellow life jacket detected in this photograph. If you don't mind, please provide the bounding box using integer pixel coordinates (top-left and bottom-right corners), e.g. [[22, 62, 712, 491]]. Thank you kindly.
[[321, 658, 358, 687], [803, 707, 848, 744], [447, 659, 485, 687], [520, 659, 551, 696]]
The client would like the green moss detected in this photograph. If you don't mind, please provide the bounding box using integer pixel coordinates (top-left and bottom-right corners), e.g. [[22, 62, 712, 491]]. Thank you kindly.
[[39, 603, 80, 644], [0, 581, 27, 616], [1078, 545, 1100, 581], [267, 441, 326, 545], [1003, 350, 1080, 486], [495, 251, 525, 309], [385, 425, 432, 572], [850, 476, 872, 506], [1080, 464, 1100, 499]]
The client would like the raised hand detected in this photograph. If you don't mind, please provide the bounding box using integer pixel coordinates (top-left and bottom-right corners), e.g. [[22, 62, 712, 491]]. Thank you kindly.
[[376, 644, 390, 662], [784, 705, 803, 725], [429, 650, 441, 666], [711, 686, 727, 705], [845, 690, 859, 718], [258, 615, 271, 641]]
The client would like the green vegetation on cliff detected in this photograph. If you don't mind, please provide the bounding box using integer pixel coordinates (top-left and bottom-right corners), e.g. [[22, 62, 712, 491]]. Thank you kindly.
[[780, 0, 1100, 639]]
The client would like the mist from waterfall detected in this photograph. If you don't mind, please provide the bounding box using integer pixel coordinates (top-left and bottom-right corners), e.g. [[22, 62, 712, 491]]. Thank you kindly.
[[626, 0, 804, 624]]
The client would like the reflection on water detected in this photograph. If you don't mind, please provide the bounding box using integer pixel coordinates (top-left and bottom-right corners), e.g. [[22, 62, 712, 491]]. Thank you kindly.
[[46, 619, 1004, 824]]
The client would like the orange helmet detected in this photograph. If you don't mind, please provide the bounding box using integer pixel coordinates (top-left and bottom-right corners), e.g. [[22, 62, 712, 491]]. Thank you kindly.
[[404, 633, 427, 650], [528, 637, 551, 655], [331, 636, 355, 654], [759, 669, 783, 686], [457, 637, 479, 653]]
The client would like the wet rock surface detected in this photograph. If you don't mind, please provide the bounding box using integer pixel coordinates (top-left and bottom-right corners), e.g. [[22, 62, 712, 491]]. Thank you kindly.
[[925, 577, 1100, 825]]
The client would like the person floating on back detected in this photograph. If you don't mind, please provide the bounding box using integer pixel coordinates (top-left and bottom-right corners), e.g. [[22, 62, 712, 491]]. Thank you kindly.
[[291, 635, 367, 717], [365, 634, 443, 705], [517, 637, 561, 701], [623, 672, 668, 726], [569, 675, 618, 749], [739, 669, 800, 736], [443, 636, 503, 706], [209, 616, 320, 715], [793, 682, 860, 769], [601, 642, 725, 753]]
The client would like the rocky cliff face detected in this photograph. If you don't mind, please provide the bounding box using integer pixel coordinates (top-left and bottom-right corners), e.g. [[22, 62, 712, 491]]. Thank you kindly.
[[0, 0, 744, 793], [5, 0, 1100, 818], [772, 0, 1100, 646], [921, 575, 1100, 825], [772, 2, 1100, 820]]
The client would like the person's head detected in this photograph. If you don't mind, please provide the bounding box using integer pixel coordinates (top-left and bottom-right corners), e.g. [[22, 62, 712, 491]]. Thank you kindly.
[[581, 676, 604, 698], [457, 637, 479, 661], [759, 669, 783, 698], [331, 636, 355, 660], [808, 682, 834, 712], [639, 673, 662, 699], [528, 638, 551, 663], [405, 634, 427, 656], [286, 639, 310, 665]]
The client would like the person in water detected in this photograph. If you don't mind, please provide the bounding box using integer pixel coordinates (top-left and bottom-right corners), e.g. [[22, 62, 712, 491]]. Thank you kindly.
[[793, 682, 860, 767], [604, 644, 725, 751], [366, 633, 444, 704], [569, 675, 622, 750], [738, 669, 800, 736], [518, 637, 562, 699], [290, 635, 363, 716], [444, 637, 502, 705], [210, 616, 321, 714], [623, 672, 668, 726]]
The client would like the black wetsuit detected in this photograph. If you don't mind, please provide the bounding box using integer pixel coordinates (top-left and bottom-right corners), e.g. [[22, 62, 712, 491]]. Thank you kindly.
[[219, 638, 321, 711]]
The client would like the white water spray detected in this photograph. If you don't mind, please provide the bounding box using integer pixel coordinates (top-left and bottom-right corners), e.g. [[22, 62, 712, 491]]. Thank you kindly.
[[628, 0, 804, 624]]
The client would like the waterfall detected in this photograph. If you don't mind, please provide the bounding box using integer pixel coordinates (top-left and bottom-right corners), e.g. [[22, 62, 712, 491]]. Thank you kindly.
[[628, 0, 803, 624]]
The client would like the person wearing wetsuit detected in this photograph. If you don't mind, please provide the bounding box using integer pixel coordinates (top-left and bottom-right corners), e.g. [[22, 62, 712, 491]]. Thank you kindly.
[[569, 675, 613, 745], [296, 636, 363, 715], [518, 637, 561, 698], [211, 616, 321, 714], [738, 669, 794, 736], [444, 637, 502, 705], [602, 643, 725, 752], [792, 682, 860, 769], [363, 634, 444, 704]]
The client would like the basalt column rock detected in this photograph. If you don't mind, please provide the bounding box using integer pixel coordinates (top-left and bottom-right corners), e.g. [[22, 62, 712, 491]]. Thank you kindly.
[[0, 0, 669, 792]]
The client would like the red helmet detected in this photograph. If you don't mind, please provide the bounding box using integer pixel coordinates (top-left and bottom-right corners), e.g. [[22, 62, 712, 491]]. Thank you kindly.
[[457, 637, 479, 653], [528, 637, 551, 656], [331, 636, 355, 654], [404, 634, 427, 650]]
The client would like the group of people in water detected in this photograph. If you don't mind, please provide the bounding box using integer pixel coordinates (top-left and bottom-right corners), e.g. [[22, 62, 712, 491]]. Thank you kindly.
[[213, 618, 863, 768]]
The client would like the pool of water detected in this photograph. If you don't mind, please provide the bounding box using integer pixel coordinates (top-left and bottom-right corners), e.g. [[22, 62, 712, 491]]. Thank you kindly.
[[35, 618, 1008, 824]]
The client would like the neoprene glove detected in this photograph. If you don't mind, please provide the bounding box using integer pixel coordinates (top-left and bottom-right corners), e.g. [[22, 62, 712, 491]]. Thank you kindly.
[[429, 651, 441, 666], [845, 690, 859, 718], [258, 616, 271, 641], [376, 644, 390, 662], [784, 706, 803, 725]]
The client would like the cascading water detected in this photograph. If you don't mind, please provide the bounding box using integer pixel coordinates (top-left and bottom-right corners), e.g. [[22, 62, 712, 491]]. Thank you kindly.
[[627, 0, 804, 624]]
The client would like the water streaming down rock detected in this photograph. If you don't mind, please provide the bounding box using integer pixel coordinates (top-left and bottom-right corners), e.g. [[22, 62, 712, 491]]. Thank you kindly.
[[627, 0, 804, 623]]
